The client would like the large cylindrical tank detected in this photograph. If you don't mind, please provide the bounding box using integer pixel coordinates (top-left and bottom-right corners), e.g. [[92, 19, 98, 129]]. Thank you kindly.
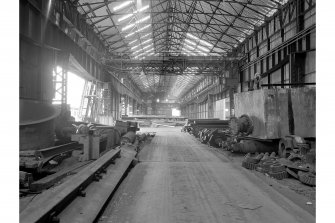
[[20, 100, 60, 151]]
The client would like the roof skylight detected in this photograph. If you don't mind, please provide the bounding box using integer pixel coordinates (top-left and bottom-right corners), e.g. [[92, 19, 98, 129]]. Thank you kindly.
[[113, 1, 133, 12]]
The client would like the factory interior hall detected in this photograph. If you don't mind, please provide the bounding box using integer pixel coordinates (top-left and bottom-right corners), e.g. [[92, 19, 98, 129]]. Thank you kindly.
[[8, 0, 328, 222]]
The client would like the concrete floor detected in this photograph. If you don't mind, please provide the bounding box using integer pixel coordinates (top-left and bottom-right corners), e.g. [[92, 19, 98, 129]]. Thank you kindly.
[[100, 128, 315, 223]]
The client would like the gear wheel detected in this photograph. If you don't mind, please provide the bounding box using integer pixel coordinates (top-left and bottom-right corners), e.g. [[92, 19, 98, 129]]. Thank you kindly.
[[268, 170, 287, 180], [285, 164, 309, 172], [259, 160, 278, 173], [286, 168, 299, 179], [261, 152, 270, 161], [298, 171, 316, 186], [270, 152, 276, 158], [245, 157, 261, 164], [288, 153, 303, 163], [269, 163, 286, 173], [242, 160, 258, 170]]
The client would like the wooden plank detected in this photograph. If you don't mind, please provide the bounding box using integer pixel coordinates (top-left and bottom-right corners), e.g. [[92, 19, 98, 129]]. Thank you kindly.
[[20, 148, 121, 223]]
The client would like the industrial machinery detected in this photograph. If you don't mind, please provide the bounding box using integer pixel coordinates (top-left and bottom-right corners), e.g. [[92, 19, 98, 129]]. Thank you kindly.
[[184, 119, 229, 137], [230, 87, 315, 154], [232, 87, 316, 186], [71, 125, 120, 161]]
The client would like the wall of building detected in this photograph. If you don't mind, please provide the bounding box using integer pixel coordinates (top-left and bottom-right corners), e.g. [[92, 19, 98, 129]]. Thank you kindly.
[[237, 0, 316, 92], [20, 0, 145, 123], [180, 0, 316, 119], [181, 87, 234, 120], [146, 102, 180, 117]]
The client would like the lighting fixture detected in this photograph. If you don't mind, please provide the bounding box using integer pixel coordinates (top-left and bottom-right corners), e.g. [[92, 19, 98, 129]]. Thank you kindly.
[[182, 48, 194, 56], [118, 14, 133, 22], [125, 32, 135, 38], [199, 39, 213, 47], [198, 52, 208, 56], [141, 38, 152, 44], [197, 45, 210, 52], [143, 44, 153, 50], [186, 33, 198, 40], [125, 24, 151, 38], [137, 5, 150, 12], [145, 48, 154, 53], [185, 39, 196, 45], [122, 23, 135, 31], [113, 1, 133, 12], [184, 44, 195, 50], [183, 51, 196, 56], [141, 33, 151, 39], [118, 5, 150, 22], [131, 44, 141, 50], [186, 33, 213, 48], [137, 52, 147, 57], [137, 15, 151, 24], [133, 48, 143, 54], [122, 16, 150, 31], [129, 39, 137, 45], [138, 24, 151, 32]]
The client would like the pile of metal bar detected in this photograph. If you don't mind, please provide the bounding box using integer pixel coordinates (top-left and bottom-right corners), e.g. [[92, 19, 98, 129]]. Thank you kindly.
[[182, 119, 230, 148], [190, 120, 230, 136], [198, 128, 229, 147]]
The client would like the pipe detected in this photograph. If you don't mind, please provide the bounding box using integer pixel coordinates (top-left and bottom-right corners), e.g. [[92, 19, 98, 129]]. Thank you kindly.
[[187, 118, 219, 122], [231, 140, 277, 153], [193, 120, 230, 125]]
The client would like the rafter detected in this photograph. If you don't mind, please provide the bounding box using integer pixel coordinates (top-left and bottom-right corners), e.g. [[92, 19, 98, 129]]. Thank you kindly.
[[75, 0, 284, 99]]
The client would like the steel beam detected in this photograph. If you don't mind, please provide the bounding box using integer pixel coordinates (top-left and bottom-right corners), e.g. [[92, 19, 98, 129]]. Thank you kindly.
[[20, 148, 121, 223]]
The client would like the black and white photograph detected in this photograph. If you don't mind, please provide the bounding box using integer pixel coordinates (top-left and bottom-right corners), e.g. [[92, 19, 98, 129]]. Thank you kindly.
[[3, 0, 333, 222]]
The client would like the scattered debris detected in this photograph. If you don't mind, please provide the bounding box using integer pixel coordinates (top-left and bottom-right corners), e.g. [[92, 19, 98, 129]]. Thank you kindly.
[[298, 171, 316, 186], [241, 149, 315, 185], [225, 202, 262, 210], [286, 168, 299, 179], [268, 171, 287, 180]]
